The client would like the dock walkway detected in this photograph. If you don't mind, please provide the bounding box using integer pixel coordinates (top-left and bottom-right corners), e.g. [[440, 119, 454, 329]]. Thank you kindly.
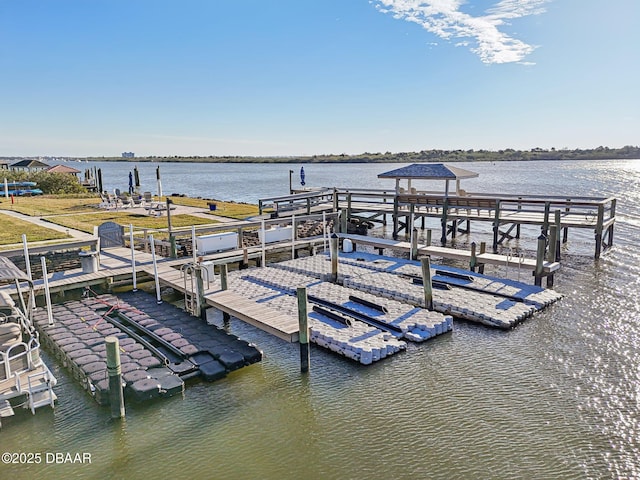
[[338, 233, 560, 279]]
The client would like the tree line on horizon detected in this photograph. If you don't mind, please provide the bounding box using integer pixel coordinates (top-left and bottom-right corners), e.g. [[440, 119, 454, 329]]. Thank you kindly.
[[3, 145, 639, 164], [90, 145, 640, 163]]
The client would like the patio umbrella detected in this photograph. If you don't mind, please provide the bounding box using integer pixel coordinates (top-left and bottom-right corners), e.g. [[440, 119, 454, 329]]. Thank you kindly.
[[134, 166, 140, 187], [128, 171, 134, 194], [156, 166, 163, 198], [300, 166, 306, 186], [4, 178, 8, 198]]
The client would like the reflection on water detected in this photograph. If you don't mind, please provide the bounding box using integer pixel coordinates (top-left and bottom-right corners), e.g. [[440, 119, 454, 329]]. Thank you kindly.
[[2, 159, 639, 479]]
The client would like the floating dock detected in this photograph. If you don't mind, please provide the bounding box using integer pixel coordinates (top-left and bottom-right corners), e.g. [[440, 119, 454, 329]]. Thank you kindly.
[[32, 291, 262, 405], [268, 252, 562, 329], [222, 264, 452, 364]]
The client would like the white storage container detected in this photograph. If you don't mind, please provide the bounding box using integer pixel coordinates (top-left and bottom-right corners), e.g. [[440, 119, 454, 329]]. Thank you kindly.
[[196, 232, 238, 254], [258, 226, 293, 243]]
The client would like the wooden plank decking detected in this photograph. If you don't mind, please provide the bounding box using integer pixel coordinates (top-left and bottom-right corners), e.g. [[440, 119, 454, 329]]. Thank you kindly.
[[338, 234, 560, 275], [205, 290, 299, 342]]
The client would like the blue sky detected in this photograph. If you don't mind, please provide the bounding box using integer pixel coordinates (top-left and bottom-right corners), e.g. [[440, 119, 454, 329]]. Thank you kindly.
[[1, 0, 637, 157]]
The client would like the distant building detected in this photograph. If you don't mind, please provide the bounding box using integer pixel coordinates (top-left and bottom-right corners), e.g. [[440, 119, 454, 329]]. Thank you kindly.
[[10, 159, 50, 172], [122, 152, 135, 158]]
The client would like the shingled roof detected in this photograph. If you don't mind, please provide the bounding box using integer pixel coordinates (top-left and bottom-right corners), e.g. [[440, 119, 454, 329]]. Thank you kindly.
[[378, 163, 478, 180]]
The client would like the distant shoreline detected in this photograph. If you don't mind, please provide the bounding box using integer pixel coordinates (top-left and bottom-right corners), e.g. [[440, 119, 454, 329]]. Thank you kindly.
[[3, 146, 639, 164]]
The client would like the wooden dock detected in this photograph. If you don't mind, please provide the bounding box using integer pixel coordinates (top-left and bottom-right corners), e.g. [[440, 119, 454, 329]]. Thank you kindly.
[[205, 290, 299, 342], [337, 233, 561, 279], [259, 189, 616, 258]]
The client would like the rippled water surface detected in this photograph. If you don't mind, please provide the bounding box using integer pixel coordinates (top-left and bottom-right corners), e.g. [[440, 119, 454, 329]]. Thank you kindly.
[[2, 159, 639, 479]]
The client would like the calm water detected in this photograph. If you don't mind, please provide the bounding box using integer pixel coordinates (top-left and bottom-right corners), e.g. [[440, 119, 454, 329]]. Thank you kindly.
[[2, 159, 639, 479]]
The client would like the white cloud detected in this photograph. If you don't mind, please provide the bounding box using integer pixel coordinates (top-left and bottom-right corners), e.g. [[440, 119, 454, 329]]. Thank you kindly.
[[373, 0, 549, 64]]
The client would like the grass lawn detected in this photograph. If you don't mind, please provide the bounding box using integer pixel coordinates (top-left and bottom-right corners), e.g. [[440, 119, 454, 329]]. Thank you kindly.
[[0, 213, 70, 246], [47, 212, 217, 234], [0, 194, 260, 219], [0, 194, 261, 243], [168, 196, 261, 219], [0, 194, 101, 216]]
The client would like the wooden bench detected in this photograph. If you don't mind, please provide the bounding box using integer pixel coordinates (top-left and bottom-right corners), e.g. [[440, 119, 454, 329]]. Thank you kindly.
[[398, 195, 497, 214]]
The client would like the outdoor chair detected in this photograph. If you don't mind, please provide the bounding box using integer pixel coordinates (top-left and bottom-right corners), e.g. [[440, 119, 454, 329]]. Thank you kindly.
[[118, 193, 133, 208]]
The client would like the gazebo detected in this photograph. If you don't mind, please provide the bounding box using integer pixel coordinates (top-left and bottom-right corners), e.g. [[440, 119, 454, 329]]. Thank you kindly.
[[378, 163, 478, 196], [47, 164, 81, 177]]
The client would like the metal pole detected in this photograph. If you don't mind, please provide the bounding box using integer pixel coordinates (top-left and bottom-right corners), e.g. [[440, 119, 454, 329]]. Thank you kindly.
[[22, 234, 35, 308], [261, 219, 266, 267], [297, 287, 310, 373], [322, 211, 327, 251], [105, 336, 126, 419], [149, 234, 162, 304], [291, 214, 296, 260], [191, 226, 198, 264], [40, 257, 53, 325], [129, 224, 137, 292]]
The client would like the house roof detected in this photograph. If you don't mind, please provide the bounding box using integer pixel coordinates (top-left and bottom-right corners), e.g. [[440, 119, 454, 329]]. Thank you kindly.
[[11, 159, 50, 169], [378, 163, 479, 180], [47, 164, 81, 174]]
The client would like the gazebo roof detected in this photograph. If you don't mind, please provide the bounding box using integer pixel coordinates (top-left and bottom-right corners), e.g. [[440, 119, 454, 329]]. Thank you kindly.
[[378, 163, 479, 180], [47, 164, 81, 174]]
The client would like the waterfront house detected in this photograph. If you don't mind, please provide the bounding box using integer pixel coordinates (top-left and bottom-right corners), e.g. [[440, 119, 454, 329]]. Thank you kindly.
[[10, 159, 50, 172]]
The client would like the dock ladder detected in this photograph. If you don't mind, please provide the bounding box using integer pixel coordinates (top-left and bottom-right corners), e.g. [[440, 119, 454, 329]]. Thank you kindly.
[[25, 370, 57, 414], [181, 263, 214, 317]]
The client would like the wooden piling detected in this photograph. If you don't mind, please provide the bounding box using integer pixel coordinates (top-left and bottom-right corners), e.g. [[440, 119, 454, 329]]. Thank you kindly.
[[595, 204, 605, 259], [392, 195, 400, 240], [440, 198, 449, 245], [330, 233, 339, 283], [478, 242, 486, 274], [106, 336, 125, 419], [492, 201, 501, 253], [563, 199, 570, 243], [220, 264, 230, 325], [554, 210, 562, 262], [548, 225, 557, 263], [421, 256, 434, 311], [534, 234, 546, 287], [194, 264, 206, 320], [297, 287, 310, 373], [470, 242, 477, 272], [411, 228, 418, 260]]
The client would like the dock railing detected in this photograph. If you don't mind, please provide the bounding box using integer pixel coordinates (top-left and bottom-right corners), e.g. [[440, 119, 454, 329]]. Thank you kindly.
[[258, 188, 334, 216], [126, 211, 340, 262], [328, 188, 616, 258]]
